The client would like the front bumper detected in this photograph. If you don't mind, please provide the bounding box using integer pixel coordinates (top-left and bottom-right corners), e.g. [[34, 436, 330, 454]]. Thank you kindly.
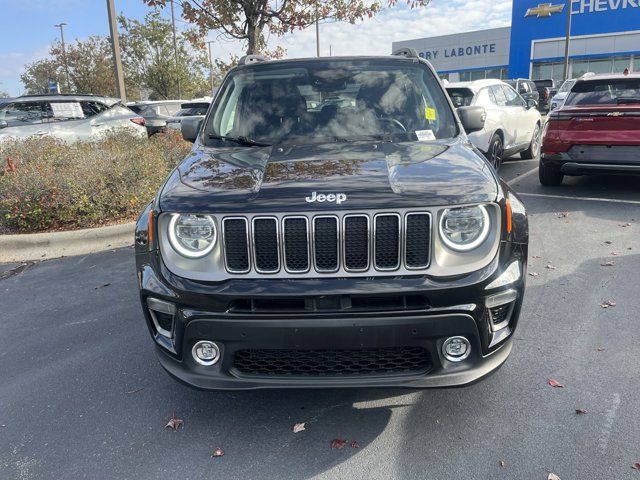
[[135, 241, 526, 390]]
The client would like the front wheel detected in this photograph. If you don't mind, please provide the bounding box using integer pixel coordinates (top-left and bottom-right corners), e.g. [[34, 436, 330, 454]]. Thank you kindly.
[[539, 162, 564, 186], [485, 134, 503, 170], [521, 123, 541, 159]]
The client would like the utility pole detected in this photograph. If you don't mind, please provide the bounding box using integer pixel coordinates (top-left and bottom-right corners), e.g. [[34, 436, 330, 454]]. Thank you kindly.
[[205, 41, 215, 97], [170, 0, 182, 99], [315, 1, 320, 57], [54, 23, 70, 92], [562, 0, 572, 81], [106, 0, 127, 102]]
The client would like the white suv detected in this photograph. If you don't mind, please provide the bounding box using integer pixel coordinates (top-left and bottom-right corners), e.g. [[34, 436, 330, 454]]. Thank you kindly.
[[446, 80, 542, 169]]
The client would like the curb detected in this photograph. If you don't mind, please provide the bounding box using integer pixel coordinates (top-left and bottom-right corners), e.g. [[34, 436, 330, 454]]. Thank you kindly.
[[0, 222, 135, 263]]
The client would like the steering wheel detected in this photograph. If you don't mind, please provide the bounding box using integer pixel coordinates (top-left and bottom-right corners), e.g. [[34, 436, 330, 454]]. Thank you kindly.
[[378, 117, 407, 133]]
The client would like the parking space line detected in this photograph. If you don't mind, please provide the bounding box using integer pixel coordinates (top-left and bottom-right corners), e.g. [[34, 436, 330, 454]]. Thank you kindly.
[[519, 192, 640, 206], [506, 166, 538, 185]]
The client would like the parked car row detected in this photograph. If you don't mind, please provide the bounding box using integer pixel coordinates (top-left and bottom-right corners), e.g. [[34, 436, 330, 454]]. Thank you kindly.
[[127, 98, 212, 136]]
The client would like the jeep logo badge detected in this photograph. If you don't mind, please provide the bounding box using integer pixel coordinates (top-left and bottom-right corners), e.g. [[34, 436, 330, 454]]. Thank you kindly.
[[305, 192, 347, 205]]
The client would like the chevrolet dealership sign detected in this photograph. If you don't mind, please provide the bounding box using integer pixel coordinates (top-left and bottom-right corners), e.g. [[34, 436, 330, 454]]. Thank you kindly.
[[526, 0, 639, 17]]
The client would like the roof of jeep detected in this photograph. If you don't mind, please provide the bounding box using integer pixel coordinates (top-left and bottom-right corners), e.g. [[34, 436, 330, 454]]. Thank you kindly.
[[232, 55, 427, 71]]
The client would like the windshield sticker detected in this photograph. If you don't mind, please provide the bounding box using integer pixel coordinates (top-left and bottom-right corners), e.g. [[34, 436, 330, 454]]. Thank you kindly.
[[51, 102, 84, 119], [415, 129, 436, 141], [425, 107, 437, 121]]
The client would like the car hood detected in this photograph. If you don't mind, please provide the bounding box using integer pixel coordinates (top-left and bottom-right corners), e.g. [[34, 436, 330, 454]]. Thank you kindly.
[[159, 138, 499, 213]]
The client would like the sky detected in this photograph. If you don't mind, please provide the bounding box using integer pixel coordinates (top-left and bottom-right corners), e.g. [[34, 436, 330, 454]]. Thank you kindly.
[[0, 0, 513, 97]]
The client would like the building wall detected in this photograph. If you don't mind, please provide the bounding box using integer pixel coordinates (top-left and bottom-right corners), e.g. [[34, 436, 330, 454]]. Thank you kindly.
[[392, 27, 511, 81]]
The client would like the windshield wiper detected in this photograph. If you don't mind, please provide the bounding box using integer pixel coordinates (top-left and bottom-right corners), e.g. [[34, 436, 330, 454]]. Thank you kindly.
[[208, 134, 271, 147], [615, 97, 640, 105]]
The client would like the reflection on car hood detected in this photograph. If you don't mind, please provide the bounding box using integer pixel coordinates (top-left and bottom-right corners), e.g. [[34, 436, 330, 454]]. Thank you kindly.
[[159, 138, 498, 213]]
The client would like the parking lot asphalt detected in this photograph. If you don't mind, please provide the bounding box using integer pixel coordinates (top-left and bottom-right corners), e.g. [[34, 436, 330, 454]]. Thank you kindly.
[[1, 158, 639, 480]]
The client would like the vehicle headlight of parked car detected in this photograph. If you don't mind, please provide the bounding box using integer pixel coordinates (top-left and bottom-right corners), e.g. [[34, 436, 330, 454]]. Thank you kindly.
[[167, 214, 217, 258], [439, 205, 490, 251]]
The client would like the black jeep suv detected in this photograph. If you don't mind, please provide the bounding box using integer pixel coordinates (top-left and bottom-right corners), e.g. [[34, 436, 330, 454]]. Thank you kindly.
[[134, 51, 528, 390]]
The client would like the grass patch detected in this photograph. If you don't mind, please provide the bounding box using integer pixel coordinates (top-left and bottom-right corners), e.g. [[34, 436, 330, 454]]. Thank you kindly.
[[0, 130, 190, 234]]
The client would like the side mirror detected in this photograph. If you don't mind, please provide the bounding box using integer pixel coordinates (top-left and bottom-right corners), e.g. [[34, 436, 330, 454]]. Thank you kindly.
[[181, 116, 203, 143], [526, 99, 538, 110], [0, 120, 8, 129], [457, 106, 486, 134]]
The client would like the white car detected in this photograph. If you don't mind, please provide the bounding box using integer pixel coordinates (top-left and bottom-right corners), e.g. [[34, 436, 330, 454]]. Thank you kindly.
[[0, 95, 147, 143], [165, 100, 211, 131], [446, 80, 542, 169], [549, 79, 577, 112]]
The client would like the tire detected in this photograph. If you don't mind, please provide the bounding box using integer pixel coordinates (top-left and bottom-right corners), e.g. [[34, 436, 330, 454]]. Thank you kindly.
[[485, 134, 503, 170], [539, 161, 564, 186], [521, 123, 541, 159]]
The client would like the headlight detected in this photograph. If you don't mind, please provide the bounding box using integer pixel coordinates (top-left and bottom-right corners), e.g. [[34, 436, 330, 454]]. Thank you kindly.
[[168, 214, 217, 258], [439, 205, 490, 251]]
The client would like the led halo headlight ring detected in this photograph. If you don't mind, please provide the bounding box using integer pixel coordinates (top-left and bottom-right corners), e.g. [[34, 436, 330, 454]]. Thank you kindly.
[[168, 213, 217, 258], [439, 204, 491, 252]]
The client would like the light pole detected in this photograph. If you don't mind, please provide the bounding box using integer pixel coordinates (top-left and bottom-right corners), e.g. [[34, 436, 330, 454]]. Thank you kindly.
[[205, 41, 215, 97], [170, 0, 182, 98], [315, 1, 320, 57], [562, 0, 572, 81], [54, 23, 71, 92], [106, 0, 127, 102]]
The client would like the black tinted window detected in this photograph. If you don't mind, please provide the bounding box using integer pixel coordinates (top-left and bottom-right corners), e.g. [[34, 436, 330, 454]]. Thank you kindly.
[[81, 101, 109, 117], [0, 102, 44, 126], [565, 78, 640, 106], [446, 88, 474, 107]]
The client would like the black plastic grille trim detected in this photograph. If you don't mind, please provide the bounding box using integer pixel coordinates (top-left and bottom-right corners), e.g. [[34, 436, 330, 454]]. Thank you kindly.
[[374, 214, 400, 270], [405, 213, 431, 269], [313, 216, 339, 272], [233, 347, 432, 377], [252, 217, 280, 273], [222, 218, 250, 273], [283, 217, 309, 272], [343, 215, 369, 271]]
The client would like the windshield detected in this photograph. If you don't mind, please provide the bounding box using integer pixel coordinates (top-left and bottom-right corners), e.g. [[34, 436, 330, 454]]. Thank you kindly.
[[446, 88, 474, 107], [557, 80, 576, 94], [205, 60, 457, 146], [177, 103, 209, 117], [565, 78, 640, 106]]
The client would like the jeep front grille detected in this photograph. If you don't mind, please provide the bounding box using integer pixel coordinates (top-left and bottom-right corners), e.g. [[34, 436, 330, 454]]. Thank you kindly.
[[222, 211, 431, 276]]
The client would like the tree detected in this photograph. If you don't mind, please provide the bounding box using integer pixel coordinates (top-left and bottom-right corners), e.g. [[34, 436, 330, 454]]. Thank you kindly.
[[144, 0, 431, 55], [20, 58, 63, 95], [118, 11, 210, 99]]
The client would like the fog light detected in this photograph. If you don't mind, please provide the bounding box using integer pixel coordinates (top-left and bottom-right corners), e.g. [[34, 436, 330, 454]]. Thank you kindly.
[[442, 336, 471, 362], [192, 341, 220, 366]]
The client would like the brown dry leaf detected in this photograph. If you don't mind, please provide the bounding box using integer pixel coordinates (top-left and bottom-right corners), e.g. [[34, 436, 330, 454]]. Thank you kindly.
[[556, 212, 569, 218], [330, 438, 346, 450], [632, 462, 640, 470], [548, 379, 564, 388], [596, 347, 605, 352], [532, 255, 541, 259], [546, 264, 557, 270], [600, 299, 617, 308], [293, 422, 306, 433], [548, 474, 561, 480], [350, 441, 360, 449], [165, 414, 184, 430], [529, 272, 539, 277], [575, 408, 588, 415], [499, 460, 506, 468], [601, 261, 615, 266], [621, 223, 631, 228], [211, 447, 224, 458]]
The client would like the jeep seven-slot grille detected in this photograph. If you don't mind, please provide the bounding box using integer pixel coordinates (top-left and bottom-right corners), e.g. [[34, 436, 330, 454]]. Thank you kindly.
[[221, 212, 431, 275]]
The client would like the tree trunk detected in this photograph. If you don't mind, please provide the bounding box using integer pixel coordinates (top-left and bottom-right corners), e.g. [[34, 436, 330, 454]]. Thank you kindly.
[[247, 24, 259, 54]]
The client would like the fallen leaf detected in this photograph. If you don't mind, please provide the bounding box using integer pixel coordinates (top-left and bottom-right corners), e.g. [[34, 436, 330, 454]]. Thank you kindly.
[[596, 347, 605, 352], [94, 283, 111, 289], [350, 441, 360, 449], [211, 448, 224, 458], [546, 264, 557, 270], [548, 379, 564, 388], [165, 414, 184, 430], [293, 422, 306, 433], [632, 462, 640, 470], [556, 212, 569, 218], [548, 474, 561, 480], [529, 272, 539, 277], [604, 241, 613, 245], [575, 408, 588, 414], [600, 299, 617, 308], [330, 438, 346, 450], [499, 459, 506, 468], [532, 255, 541, 259], [601, 261, 615, 266], [621, 223, 631, 228]]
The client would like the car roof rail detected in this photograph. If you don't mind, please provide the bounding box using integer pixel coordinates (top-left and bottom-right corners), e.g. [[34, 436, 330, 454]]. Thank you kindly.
[[580, 72, 596, 79], [238, 54, 269, 66], [392, 47, 420, 60]]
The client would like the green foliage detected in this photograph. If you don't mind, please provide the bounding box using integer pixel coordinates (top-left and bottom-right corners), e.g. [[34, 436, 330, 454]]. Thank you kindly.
[[0, 131, 191, 234]]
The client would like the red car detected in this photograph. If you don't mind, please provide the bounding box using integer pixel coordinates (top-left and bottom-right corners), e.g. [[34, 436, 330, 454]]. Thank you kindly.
[[539, 71, 640, 186]]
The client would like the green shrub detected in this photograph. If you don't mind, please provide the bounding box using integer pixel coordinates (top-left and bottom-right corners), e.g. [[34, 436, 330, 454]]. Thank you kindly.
[[0, 130, 191, 234]]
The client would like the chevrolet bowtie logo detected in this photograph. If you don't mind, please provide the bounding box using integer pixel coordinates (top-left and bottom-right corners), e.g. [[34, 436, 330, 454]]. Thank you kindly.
[[525, 2, 565, 17]]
